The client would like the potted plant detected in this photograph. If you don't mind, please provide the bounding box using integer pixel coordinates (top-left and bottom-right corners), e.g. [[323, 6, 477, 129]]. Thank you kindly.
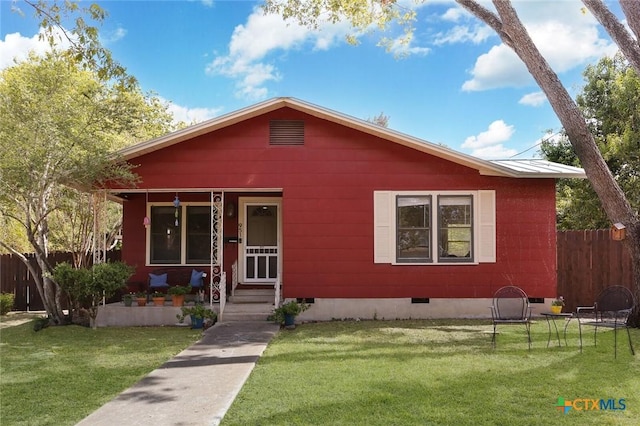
[[168, 285, 191, 307], [273, 300, 309, 329], [177, 303, 217, 329], [151, 291, 166, 306], [135, 292, 147, 306], [550, 296, 565, 314], [122, 293, 134, 307]]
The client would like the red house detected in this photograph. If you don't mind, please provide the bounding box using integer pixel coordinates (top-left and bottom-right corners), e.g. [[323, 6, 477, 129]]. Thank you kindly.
[[100, 97, 585, 323]]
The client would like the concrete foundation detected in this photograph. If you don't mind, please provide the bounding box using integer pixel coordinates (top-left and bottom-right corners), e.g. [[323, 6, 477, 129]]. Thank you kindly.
[[296, 298, 554, 322]]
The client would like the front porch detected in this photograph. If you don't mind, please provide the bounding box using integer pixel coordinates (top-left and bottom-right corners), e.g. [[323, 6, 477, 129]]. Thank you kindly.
[[95, 303, 198, 327], [95, 286, 277, 327]]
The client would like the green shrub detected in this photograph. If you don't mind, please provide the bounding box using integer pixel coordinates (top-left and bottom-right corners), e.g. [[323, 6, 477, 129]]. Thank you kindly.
[[50, 261, 134, 328], [0, 293, 15, 315]]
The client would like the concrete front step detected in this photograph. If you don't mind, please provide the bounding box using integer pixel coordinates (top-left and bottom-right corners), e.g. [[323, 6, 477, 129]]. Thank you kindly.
[[222, 302, 274, 322], [229, 288, 275, 304]]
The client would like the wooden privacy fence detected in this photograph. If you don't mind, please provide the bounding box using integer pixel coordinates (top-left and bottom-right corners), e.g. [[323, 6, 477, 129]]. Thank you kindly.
[[0, 251, 121, 312], [557, 229, 633, 313]]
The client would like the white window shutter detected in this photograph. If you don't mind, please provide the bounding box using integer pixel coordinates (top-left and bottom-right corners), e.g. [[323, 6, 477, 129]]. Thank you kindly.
[[374, 191, 392, 263], [477, 190, 496, 263]]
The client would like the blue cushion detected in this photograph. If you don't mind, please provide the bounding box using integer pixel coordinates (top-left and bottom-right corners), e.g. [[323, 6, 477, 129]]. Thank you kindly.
[[190, 269, 204, 287], [149, 273, 169, 287]]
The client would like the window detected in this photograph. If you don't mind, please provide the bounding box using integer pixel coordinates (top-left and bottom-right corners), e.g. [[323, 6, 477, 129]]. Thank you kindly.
[[397, 196, 432, 263], [438, 196, 472, 262], [374, 191, 495, 265], [186, 206, 212, 264], [149, 204, 214, 265], [150, 206, 181, 264]]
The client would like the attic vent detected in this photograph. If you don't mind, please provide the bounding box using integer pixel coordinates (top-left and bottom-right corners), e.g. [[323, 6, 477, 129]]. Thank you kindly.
[[270, 120, 304, 145]]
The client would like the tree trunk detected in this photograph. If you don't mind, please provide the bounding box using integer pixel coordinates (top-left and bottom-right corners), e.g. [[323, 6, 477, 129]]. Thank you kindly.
[[626, 223, 640, 327], [458, 0, 640, 325], [35, 255, 67, 325], [582, 0, 640, 327]]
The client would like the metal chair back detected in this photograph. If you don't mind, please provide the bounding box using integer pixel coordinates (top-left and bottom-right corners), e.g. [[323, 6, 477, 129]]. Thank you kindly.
[[490, 286, 532, 349], [577, 285, 635, 357], [492, 286, 531, 321]]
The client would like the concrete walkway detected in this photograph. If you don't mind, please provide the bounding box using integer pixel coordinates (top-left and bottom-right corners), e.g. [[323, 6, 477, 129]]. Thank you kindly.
[[76, 321, 280, 426]]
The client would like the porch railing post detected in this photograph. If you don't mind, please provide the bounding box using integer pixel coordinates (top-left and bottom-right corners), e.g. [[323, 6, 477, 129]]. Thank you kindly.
[[275, 274, 281, 308], [219, 271, 226, 321], [231, 261, 238, 296]]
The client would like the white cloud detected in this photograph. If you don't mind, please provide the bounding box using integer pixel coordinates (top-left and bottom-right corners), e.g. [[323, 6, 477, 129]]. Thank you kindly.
[[519, 91, 547, 107], [102, 27, 127, 45], [461, 44, 530, 91], [463, 120, 515, 149], [441, 7, 467, 23], [462, 120, 518, 158], [434, 24, 493, 45], [163, 99, 222, 125], [207, 6, 351, 100], [0, 28, 72, 70], [456, 0, 617, 91]]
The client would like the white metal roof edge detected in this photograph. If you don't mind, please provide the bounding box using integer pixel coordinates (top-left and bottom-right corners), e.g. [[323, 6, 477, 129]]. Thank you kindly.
[[489, 159, 587, 178], [118, 97, 586, 179]]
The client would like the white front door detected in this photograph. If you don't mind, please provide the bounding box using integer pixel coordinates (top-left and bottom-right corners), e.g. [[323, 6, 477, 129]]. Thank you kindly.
[[239, 197, 281, 284]]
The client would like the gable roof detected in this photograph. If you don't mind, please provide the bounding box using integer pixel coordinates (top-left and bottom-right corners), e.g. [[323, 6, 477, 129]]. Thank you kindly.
[[118, 97, 586, 179]]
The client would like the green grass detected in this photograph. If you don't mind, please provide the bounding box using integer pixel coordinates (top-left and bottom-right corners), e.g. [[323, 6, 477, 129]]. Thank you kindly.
[[222, 319, 640, 426], [0, 320, 201, 426]]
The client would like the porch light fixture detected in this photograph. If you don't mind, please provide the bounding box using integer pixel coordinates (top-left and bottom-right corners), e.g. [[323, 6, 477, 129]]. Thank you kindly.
[[225, 201, 235, 218]]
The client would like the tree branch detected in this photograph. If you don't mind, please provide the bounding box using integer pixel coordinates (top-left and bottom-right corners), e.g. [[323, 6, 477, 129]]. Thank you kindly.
[[620, 0, 640, 46], [582, 0, 640, 75], [456, 0, 513, 48]]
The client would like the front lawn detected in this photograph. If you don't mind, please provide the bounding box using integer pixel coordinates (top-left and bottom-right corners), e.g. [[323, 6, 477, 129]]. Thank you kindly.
[[223, 319, 640, 425], [0, 321, 201, 426]]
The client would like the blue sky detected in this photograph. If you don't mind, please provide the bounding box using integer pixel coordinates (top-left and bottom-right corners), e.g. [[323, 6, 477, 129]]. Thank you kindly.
[[0, 0, 622, 159]]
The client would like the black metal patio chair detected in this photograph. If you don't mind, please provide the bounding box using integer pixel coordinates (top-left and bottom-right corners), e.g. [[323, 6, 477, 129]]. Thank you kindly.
[[490, 286, 532, 349], [576, 285, 635, 358]]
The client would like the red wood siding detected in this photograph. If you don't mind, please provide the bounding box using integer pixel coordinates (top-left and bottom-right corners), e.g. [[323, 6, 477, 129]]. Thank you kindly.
[[120, 107, 557, 299]]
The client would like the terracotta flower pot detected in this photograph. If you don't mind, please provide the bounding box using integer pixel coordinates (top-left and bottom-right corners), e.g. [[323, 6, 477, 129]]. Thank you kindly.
[[172, 294, 185, 307], [136, 298, 147, 307], [152, 297, 166, 306]]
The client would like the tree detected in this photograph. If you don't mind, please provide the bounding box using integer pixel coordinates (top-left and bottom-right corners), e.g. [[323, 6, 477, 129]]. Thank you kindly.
[[48, 188, 123, 268], [577, 53, 640, 214], [50, 261, 133, 329], [540, 136, 610, 229], [0, 52, 174, 325], [12, 0, 134, 88], [366, 112, 390, 127], [541, 53, 640, 230], [264, 0, 640, 325]]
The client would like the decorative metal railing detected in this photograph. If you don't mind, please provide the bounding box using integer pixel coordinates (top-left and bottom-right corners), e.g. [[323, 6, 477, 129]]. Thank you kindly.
[[209, 192, 223, 314]]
